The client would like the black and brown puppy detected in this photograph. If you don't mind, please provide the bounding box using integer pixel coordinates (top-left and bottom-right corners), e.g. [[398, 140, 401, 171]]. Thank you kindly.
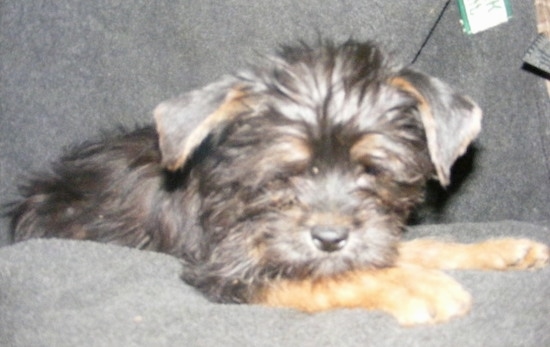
[[9, 40, 548, 325]]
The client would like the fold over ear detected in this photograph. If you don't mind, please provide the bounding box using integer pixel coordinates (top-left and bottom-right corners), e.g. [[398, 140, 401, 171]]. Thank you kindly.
[[390, 69, 482, 186], [154, 76, 254, 171]]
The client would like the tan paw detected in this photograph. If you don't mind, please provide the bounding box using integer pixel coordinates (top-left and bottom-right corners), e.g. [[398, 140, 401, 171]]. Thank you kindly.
[[476, 238, 549, 270], [363, 267, 472, 326], [259, 267, 471, 326]]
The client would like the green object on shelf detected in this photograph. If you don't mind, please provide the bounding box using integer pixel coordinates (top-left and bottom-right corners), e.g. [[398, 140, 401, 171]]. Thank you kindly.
[[457, 0, 512, 34]]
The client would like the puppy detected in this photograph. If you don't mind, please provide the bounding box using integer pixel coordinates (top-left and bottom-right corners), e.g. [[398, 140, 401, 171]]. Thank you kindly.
[[9, 40, 548, 325]]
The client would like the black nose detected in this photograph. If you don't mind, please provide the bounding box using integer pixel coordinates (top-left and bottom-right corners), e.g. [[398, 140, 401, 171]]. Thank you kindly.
[[311, 226, 349, 252]]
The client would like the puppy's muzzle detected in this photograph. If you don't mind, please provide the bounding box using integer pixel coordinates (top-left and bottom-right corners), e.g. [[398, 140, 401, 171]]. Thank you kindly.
[[311, 225, 350, 252]]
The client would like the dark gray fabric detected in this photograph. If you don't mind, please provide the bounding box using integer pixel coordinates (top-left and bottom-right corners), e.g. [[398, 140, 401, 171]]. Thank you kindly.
[[1, 222, 549, 347], [1, 0, 549, 346], [413, 1, 550, 223]]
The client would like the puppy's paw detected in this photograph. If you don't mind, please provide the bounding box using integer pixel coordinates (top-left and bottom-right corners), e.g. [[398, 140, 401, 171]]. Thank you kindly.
[[368, 267, 472, 326], [398, 238, 549, 271], [477, 238, 549, 270], [258, 267, 471, 326]]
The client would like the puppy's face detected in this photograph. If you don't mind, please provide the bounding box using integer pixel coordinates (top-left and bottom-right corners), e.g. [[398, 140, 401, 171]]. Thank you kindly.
[[154, 41, 482, 282]]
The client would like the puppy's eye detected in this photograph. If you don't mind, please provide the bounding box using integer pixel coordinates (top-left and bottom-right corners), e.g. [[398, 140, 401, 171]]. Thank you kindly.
[[278, 196, 298, 210], [363, 164, 382, 177], [266, 176, 290, 190], [355, 164, 383, 190]]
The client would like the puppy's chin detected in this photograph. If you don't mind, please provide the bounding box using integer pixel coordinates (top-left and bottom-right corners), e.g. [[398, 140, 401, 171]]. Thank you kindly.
[[251, 220, 401, 280], [258, 244, 400, 280]]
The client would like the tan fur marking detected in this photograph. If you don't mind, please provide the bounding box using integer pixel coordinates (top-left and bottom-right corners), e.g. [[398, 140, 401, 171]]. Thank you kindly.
[[269, 136, 312, 168], [389, 77, 432, 117], [169, 87, 254, 171], [254, 237, 548, 325], [255, 268, 471, 326], [349, 134, 384, 162], [398, 238, 550, 270]]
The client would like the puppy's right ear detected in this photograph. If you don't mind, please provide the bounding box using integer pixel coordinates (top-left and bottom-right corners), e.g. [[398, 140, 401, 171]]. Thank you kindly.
[[154, 76, 254, 171]]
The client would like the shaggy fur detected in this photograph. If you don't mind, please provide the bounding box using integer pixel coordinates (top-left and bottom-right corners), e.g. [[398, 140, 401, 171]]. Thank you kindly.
[[9, 40, 482, 305]]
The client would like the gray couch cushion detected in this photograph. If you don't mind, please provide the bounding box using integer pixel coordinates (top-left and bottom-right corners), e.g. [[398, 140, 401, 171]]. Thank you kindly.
[[1, 222, 548, 347]]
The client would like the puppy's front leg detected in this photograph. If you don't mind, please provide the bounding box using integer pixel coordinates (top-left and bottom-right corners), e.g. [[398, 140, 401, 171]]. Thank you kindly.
[[397, 238, 549, 270], [254, 239, 548, 325], [255, 267, 471, 326]]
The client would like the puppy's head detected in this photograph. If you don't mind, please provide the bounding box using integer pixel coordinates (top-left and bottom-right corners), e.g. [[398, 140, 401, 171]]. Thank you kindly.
[[154, 41, 481, 282]]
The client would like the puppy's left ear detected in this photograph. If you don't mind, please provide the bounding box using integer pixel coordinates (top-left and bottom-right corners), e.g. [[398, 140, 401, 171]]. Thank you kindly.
[[391, 69, 482, 186]]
